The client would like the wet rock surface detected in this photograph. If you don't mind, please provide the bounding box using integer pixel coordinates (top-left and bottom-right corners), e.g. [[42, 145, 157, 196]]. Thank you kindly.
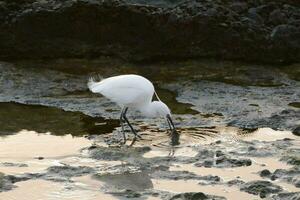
[[0, 0, 300, 63]]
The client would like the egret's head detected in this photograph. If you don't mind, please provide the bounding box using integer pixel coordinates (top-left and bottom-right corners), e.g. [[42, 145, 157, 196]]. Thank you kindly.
[[147, 101, 171, 118], [143, 101, 179, 146]]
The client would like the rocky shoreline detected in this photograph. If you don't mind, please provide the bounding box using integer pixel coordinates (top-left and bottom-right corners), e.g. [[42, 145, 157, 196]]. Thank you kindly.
[[0, 0, 300, 63]]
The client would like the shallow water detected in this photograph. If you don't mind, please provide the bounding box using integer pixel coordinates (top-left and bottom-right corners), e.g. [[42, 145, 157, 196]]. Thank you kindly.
[[0, 59, 299, 200], [0, 128, 299, 200], [0, 102, 119, 136]]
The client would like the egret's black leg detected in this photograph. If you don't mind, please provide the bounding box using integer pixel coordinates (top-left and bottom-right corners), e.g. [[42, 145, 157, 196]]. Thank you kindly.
[[167, 119, 172, 134], [120, 107, 126, 144], [122, 107, 141, 146]]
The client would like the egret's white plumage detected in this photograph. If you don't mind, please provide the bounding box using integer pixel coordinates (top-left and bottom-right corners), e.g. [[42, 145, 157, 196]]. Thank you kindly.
[[88, 74, 170, 117], [89, 75, 153, 107], [88, 74, 178, 145]]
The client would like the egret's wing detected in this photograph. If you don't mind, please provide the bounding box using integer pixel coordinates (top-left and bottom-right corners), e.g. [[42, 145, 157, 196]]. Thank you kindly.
[[88, 75, 154, 106], [101, 86, 148, 106]]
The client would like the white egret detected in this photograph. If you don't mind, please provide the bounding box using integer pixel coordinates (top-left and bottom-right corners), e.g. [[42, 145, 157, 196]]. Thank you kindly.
[[87, 74, 179, 146]]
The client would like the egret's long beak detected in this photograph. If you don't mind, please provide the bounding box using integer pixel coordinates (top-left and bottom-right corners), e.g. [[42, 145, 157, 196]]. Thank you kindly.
[[166, 114, 180, 146]]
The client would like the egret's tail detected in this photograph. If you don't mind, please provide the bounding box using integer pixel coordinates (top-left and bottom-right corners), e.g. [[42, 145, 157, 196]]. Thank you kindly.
[[87, 75, 104, 93], [154, 90, 161, 101]]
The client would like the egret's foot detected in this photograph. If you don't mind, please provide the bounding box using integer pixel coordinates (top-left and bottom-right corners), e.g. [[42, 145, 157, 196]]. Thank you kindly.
[[129, 134, 143, 146], [129, 137, 137, 146]]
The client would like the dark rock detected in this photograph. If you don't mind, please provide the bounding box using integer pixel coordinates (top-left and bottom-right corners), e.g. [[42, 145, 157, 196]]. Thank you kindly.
[[169, 192, 226, 200], [0, 0, 299, 63], [240, 180, 283, 197], [269, 9, 287, 25], [247, 7, 264, 23], [292, 126, 300, 136], [230, 2, 248, 14], [260, 169, 272, 177], [271, 25, 300, 41]]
